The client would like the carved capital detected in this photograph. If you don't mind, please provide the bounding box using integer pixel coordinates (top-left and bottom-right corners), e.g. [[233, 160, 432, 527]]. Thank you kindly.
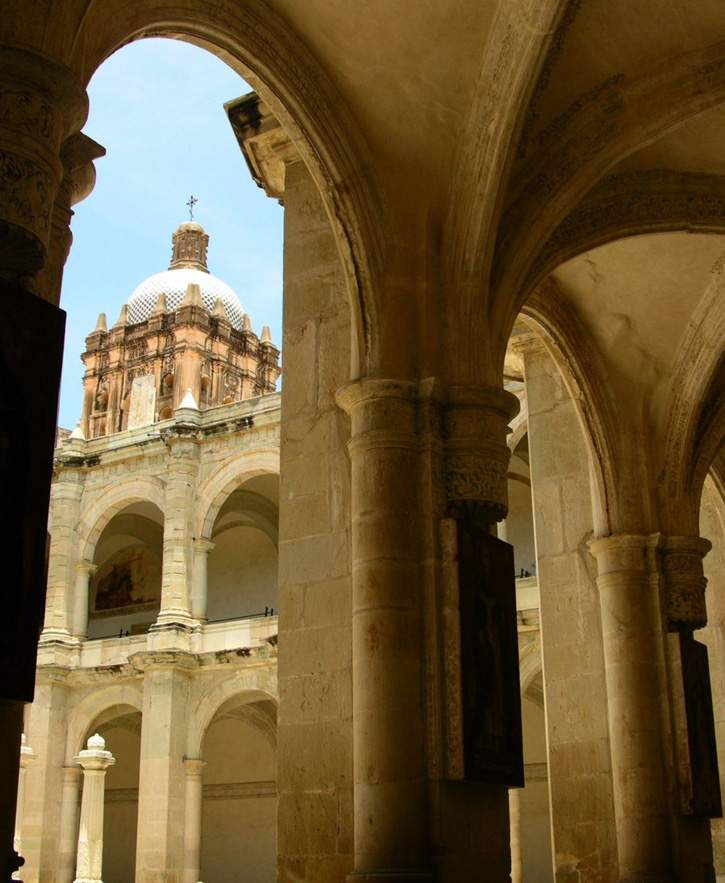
[[0, 47, 87, 282], [443, 385, 519, 522], [658, 535, 712, 632]]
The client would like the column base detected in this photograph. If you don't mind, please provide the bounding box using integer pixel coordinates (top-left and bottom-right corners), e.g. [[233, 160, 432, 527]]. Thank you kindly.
[[346, 872, 434, 882]]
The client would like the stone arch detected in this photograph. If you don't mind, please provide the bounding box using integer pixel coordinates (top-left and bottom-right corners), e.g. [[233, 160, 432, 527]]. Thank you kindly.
[[519, 636, 542, 700], [659, 256, 725, 533], [65, 682, 143, 763], [196, 448, 279, 541], [61, 0, 385, 377], [521, 279, 616, 535], [188, 669, 278, 759], [78, 475, 166, 563]]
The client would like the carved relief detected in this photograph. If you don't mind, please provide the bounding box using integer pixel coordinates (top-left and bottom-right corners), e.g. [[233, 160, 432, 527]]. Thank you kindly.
[[127, 338, 148, 360], [660, 538, 712, 632], [0, 149, 52, 231], [0, 88, 54, 141]]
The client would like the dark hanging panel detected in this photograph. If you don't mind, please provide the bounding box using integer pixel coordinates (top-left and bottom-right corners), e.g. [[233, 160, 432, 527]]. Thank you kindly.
[[457, 520, 524, 786], [0, 279, 65, 702], [680, 631, 722, 818]]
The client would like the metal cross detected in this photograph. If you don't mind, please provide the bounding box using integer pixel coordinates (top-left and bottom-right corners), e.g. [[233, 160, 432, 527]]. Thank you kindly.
[[186, 195, 198, 221]]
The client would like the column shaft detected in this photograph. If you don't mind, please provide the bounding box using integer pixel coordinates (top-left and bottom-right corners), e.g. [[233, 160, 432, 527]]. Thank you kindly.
[[337, 380, 430, 880], [158, 440, 199, 626], [58, 768, 82, 883], [72, 564, 96, 642], [190, 542, 214, 622], [43, 470, 84, 640], [590, 535, 671, 882], [181, 760, 205, 883], [508, 789, 522, 883]]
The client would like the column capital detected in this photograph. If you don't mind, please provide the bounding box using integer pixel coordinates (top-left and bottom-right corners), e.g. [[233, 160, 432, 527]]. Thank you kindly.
[[193, 538, 215, 554], [75, 560, 97, 577], [18, 734, 35, 770], [588, 533, 650, 574], [656, 534, 711, 632], [0, 46, 87, 283], [442, 384, 519, 522], [183, 758, 206, 777]]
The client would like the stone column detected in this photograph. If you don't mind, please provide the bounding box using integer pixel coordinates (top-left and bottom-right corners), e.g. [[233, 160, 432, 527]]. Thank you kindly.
[[58, 768, 83, 883], [42, 468, 84, 642], [71, 563, 97, 642], [0, 44, 89, 883], [508, 789, 522, 883], [589, 534, 671, 882], [73, 735, 115, 883], [156, 436, 200, 629], [135, 654, 193, 883], [12, 736, 35, 881], [336, 379, 432, 880], [190, 541, 214, 623], [181, 759, 205, 883]]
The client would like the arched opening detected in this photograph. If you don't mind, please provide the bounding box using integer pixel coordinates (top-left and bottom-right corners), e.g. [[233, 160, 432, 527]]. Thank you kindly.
[[206, 473, 279, 622], [88, 501, 164, 638], [200, 694, 277, 883]]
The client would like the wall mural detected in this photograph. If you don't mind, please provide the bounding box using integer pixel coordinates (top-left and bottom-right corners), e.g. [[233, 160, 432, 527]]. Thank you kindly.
[[90, 546, 162, 615]]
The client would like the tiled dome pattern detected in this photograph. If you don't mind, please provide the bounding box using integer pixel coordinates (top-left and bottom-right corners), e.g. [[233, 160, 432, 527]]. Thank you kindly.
[[127, 268, 244, 329]]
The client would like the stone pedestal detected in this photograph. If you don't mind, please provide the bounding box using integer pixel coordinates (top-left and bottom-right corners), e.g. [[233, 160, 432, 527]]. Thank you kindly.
[[73, 735, 115, 883]]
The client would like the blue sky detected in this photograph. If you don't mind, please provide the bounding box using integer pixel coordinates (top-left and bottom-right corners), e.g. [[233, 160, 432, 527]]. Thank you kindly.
[[58, 38, 284, 429]]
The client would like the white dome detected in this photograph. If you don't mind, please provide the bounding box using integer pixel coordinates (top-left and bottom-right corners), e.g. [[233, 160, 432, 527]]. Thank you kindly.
[[127, 268, 244, 329]]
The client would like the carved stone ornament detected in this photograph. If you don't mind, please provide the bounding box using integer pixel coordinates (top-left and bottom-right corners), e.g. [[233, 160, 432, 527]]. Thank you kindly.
[[660, 536, 712, 632], [443, 386, 520, 521]]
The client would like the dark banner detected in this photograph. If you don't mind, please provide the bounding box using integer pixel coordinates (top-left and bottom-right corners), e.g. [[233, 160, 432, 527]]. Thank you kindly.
[[680, 632, 722, 817], [0, 279, 65, 702], [457, 521, 524, 786]]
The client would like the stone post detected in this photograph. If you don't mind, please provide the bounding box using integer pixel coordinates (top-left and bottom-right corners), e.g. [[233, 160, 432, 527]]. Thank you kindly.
[[336, 379, 432, 880], [58, 768, 83, 883], [508, 789, 522, 883], [190, 541, 214, 623], [73, 735, 115, 883], [589, 534, 671, 882], [156, 437, 200, 629], [181, 759, 205, 883], [12, 736, 35, 881], [72, 563, 97, 642]]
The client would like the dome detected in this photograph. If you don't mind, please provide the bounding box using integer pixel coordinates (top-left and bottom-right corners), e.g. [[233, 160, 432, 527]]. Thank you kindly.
[[127, 268, 245, 329]]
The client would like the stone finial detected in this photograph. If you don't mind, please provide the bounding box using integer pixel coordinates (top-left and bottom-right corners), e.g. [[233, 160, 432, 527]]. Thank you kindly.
[[69, 421, 85, 440], [87, 733, 105, 751], [181, 282, 204, 309], [212, 297, 228, 320], [93, 313, 107, 333], [242, 313, 254, 333], [113, 304, 129, 328], [152, 291, 168, 316], [178, 388, 200, 411], [260, 325, 273, 344]]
